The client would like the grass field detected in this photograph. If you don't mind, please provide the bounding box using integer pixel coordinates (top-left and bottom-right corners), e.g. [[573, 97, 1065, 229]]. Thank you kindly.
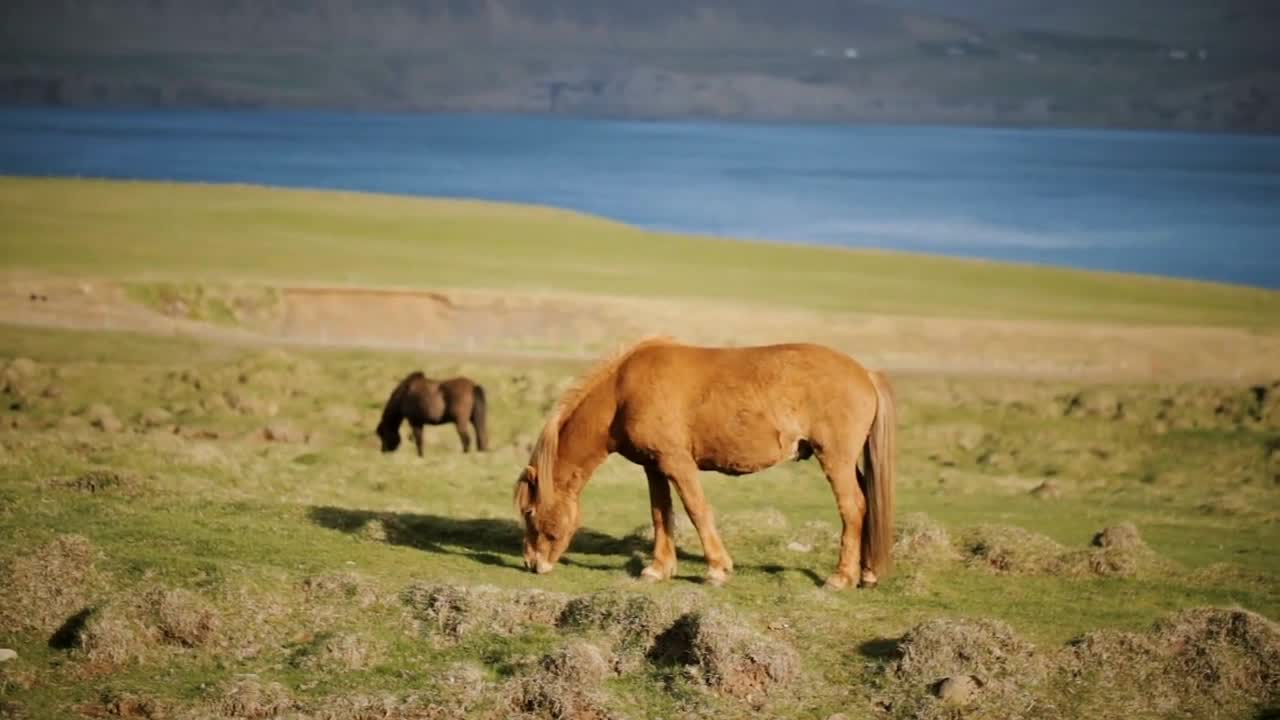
[[1, 177, 1278, 719], [4, 177, 1280, 328]]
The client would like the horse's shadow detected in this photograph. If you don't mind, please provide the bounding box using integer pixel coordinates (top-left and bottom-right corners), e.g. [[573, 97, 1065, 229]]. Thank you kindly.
[[307, 506, 827, 585], [307, 505, 648, 571]]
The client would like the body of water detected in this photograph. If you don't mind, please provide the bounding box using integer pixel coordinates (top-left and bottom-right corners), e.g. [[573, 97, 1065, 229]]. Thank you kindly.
[[2, 108, 1278, 288]]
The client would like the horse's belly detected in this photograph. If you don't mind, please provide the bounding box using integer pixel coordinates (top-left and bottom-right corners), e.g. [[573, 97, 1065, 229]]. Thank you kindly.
[[691, 417, 796, 476]]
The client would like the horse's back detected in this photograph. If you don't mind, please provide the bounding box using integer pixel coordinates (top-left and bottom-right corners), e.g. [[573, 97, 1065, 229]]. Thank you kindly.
[[612, 342, 876, 471], [619, 342, 870, 396]]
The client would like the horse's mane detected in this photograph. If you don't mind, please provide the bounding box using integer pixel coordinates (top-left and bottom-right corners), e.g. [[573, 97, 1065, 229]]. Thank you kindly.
[[378, 371, 425, 432], [525, 336, 674, 505]]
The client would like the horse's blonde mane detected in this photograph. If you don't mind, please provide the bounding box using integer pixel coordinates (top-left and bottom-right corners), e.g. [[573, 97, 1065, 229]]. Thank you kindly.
[[525, 336, 674, 506]]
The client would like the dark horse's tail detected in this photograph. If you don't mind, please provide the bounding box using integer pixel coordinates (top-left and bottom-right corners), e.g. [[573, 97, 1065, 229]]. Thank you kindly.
[[862, 370, 897, 579], [471, 384, 489, 452]]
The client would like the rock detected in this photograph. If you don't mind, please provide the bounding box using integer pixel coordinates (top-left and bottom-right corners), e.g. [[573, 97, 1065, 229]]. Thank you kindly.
[[0, 648, 16, 662], [786, 541, 813, 553], [934, 674, 980, 706]]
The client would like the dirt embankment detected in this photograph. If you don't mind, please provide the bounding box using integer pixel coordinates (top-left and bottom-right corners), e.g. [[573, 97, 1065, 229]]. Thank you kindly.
[[2, 273, 1277, 382]]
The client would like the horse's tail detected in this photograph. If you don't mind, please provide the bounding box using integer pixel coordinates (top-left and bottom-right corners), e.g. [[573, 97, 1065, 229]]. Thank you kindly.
[[471, 384, 489, 452], [862, 369, 897, 579]]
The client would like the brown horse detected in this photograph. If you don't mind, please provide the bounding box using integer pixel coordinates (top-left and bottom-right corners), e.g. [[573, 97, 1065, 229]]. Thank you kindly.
[[377, 372, 488, 456], [513, 337, 895, 590]]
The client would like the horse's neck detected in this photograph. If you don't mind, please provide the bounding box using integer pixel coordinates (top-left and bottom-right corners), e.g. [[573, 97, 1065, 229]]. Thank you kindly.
[[553, 397, 611, 497]]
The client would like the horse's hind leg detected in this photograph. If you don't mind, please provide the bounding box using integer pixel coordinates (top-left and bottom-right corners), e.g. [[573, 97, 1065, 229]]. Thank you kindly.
[[454, 419, 473, 453], [818, 448, 866, 591], [641, 466, 678, 582], [663, 457, 733, 586]]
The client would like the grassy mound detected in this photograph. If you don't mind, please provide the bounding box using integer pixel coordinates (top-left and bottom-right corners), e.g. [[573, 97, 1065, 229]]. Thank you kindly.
[[0, 534, 101, 635], [1059, 608, 1280, 719], [961, 523, 1165, 578], [886, 617, 1047, 719], [402, 583, 567, 642], [878, 607, 1280, 720], [649, 608, 799, 707]]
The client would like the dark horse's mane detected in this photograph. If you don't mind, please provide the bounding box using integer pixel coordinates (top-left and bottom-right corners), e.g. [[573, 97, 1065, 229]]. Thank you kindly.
[[377, 371, 424, 437]]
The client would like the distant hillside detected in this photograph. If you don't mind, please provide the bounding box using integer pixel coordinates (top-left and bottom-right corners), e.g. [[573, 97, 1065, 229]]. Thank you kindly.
[[2, 0, 1277, 132]]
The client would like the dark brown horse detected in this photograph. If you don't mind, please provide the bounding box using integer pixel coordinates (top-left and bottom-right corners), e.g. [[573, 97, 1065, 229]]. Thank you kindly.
[[514, 337, 896, 590], [377, 372, 488, 455]]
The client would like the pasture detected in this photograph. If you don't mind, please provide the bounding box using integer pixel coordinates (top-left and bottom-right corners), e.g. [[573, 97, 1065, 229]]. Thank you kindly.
[[1, 178, 1278, 719]]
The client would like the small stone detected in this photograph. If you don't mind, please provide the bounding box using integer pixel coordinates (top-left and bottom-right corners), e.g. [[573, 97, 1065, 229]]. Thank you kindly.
[[934, 675, 979, 706], [0, 648, 16, 662], [826, 714, 850, 720], [786, 541, 812, 553]]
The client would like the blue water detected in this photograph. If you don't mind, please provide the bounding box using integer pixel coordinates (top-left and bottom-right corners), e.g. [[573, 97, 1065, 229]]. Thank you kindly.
[[2, 108, 1278, 288]]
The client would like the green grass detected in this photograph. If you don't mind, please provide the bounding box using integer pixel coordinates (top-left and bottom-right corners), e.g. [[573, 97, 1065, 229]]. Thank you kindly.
[[1, 324, 1277, 718], [3, 177, 1278, 328]]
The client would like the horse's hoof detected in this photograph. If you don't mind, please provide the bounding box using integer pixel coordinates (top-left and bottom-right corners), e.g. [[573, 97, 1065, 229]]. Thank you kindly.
[[823, 574, 854, 591], [706, 568, 730, 587], [640, 566, 670, 583], [858, 580, 879, 590]]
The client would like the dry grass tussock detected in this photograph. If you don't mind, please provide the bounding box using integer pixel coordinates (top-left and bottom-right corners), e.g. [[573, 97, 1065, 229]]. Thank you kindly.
[[290, 632, 383, 672], [1059, 607, 1280, 719], [649, 607, 799, 707], [400, 584, 796, 712], [884, 617, 1048, 719], [402, 583, 568, 642], [0, 533, 100, 635], [76, 587, 221, 666], [300, 571, 381, 609], [208, 674, 296, 719], [893, 512, 959, 564], [961, 522, 1165, 578], [47, 469, 142, 495], [503, 641, 618, 720], [877, 607, 1280, 720], [557, 590, 667, 650]]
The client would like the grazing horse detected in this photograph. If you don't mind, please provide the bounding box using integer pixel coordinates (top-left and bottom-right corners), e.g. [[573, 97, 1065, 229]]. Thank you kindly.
[[513, 337, 896, 591], [377, 372, 488, 456]]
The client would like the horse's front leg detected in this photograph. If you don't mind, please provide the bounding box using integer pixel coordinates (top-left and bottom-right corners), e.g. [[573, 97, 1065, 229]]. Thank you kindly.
[[411, 424, 425, 458], [664, 458, 734, 586], [641, 465, 678, 582]]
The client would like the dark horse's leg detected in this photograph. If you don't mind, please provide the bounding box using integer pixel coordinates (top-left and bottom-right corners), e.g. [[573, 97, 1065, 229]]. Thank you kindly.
[[454, 419, 473, 453], [411, 424, 424, 458], [640, 465, 678, 582]]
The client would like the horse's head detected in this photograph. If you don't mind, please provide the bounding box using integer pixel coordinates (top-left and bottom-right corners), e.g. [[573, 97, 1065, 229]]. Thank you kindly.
[[514, 464, 579, 574], [375, 421, 401, 453]]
